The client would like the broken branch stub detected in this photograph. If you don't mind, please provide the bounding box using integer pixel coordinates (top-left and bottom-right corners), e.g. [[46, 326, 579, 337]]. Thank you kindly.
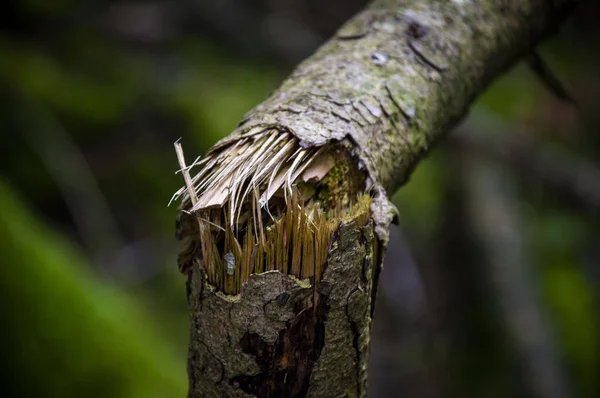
[[176, 131, 370, 295], [176, 131, 378, 397]]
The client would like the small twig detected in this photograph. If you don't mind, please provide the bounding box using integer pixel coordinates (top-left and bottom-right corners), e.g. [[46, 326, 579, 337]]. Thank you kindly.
[[527, 51, 577, 106]]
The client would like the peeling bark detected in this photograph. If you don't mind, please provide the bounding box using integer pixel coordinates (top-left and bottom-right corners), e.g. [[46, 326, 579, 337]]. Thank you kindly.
[[182, 0, 578, 397]]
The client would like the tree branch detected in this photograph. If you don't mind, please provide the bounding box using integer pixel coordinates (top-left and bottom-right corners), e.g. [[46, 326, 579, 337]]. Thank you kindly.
[[213, 0, 577, 198], [177, 1, 579, 397]]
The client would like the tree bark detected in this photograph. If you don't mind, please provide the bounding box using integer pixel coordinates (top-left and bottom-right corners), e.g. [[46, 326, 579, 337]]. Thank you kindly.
[[180, 0, 578, 397]]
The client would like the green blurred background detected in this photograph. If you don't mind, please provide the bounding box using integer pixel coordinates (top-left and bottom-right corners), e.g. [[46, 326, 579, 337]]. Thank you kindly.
[[0, 1, 598, 397]]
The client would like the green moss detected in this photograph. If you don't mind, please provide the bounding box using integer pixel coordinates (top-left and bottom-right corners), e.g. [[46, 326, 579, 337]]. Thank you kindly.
[[316, 145, 366, 211], [341, 194, 372, 227]]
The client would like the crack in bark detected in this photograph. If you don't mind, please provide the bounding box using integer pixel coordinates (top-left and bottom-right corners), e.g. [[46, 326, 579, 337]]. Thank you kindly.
[[384, 84, 413, 123], [345, 287, 363, 398], [186, 273, 192, 304], [408, 38, 447, 73], [190, 340, 225, 387], [231, 290, 330, 397], [370, 238, 383, 320]]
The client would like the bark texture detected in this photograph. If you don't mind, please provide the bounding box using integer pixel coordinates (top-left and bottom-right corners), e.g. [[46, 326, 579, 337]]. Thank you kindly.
[[187, 219, 376, 397], [183, 0, 578, 397], [211, 0, 576, 218]]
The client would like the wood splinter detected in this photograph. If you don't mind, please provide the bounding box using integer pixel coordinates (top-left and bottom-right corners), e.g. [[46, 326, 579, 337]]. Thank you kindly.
[[173, 132, 368, 295]]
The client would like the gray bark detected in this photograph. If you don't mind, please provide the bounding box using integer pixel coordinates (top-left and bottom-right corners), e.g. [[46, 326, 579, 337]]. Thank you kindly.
[[181, 0, 579, 397]]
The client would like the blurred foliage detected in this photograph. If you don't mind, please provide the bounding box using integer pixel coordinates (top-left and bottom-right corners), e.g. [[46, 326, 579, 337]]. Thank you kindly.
[[542, 263, 598, 397], [0, 3, 282, 396], [0, 179, 186, 397]]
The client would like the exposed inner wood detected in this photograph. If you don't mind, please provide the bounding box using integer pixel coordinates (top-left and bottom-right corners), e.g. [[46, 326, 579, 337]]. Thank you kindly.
[[175, 131, 367, 294]]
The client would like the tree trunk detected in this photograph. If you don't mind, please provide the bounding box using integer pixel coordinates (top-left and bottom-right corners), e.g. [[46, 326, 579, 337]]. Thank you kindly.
[[176, 0, 578, 397]]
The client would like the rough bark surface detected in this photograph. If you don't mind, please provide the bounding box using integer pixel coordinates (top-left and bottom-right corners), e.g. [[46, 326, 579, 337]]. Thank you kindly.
[[183, 0, 578, 397], [187, 220, 376, 397], [210, 0, 576, 237]]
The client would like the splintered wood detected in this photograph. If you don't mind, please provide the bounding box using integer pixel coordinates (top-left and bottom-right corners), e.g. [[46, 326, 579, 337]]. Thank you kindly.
[[174, 129, 367, 295]]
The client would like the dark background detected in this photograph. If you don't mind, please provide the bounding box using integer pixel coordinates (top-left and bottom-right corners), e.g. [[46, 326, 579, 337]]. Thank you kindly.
[[0, 1, 598, 397]]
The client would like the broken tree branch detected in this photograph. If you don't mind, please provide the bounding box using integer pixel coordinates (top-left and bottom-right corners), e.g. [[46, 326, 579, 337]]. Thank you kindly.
[[176, 0, 580, 397]]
